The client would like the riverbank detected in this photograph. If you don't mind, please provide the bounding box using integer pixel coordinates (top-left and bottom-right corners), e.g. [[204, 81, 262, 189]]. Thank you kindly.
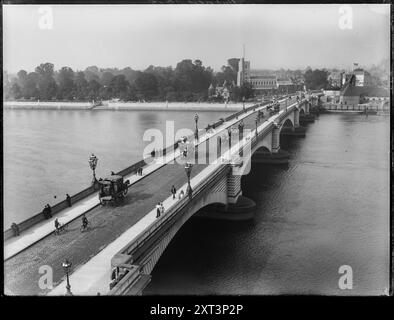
[[4, 100, 253, 112], [4, 101, 94, 110]]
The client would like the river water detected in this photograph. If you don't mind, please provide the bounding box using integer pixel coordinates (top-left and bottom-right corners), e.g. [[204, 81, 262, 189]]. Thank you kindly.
[[3, 110, 390, 295]]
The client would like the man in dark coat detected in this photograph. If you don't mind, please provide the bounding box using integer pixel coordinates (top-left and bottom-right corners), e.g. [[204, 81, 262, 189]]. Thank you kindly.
[[171, 185, 177, 199]]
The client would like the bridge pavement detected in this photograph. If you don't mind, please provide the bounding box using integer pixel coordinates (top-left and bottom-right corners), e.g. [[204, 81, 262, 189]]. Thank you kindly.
[[5, 97, 298, 295]]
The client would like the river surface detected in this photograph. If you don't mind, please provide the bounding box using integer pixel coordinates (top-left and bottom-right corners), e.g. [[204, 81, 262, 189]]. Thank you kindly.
[[3, 110, 390, 295]]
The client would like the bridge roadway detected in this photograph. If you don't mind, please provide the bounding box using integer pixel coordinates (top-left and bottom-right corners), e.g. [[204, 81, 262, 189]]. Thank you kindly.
[[4, 96, 298, 295]]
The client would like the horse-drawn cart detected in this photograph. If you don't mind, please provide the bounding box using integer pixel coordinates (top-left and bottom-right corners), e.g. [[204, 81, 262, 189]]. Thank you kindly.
[[98, 175, 130, 205]]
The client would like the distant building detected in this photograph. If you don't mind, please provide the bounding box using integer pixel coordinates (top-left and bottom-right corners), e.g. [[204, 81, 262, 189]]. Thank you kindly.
[[339, 74, 389, 107], [237, 59, 298, 94], [208, 81, 232, 101], [249, 73, 277, 93], [328, 71, 342, 88], [237, 58, 251, 87], [353, 68, 371, 87]]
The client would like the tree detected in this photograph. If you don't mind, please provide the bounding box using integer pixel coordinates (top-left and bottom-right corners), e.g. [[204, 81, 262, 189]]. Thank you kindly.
[[134, 72, 158, 100], [215, 65, 237, 86], [10, 82, 22, 99], [304, 69, 328, 90], [24, 72, 40, 99], [240, 82, 254, 100], [84, 66, 100, 82], [107, 75, 129, 100], [87, 79, 102, 101], [57, 67, 75, 100], [100, 71, 114, 87], [74, 71, 88, 100], [35, 63, 57, 100], [227, 58, 240, 73], [15, 70, 28, 98]]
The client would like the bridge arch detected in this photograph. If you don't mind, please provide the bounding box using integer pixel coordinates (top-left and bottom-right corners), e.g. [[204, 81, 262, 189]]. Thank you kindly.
[[139, 177, 229, 277], [255, 146, 271, 153]]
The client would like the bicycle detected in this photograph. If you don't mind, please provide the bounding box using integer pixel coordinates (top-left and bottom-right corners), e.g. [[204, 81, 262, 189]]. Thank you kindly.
[[54, 223, 68, 236], [80, 221, 91, 232]]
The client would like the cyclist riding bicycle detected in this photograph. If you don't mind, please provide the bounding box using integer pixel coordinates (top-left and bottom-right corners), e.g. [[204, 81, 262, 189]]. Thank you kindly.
[[82, 215, 89, 230]]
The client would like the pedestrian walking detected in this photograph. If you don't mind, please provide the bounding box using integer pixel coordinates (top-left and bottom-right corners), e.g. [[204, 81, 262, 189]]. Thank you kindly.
[[66, 194, 72, 207], [46, 204, 52, 218], [11, 222, 20, 237], [171, 185, 177, 199], [160, 203, 165, 215], [156, 202, 161, 218]]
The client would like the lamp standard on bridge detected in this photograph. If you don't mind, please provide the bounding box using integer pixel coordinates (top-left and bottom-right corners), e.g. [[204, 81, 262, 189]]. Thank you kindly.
[[194, 113, 199, 141], [238, 120, 244, 157], [185, 162, 193, 199], [88, 153, 98, 184], [227, 127, 232, 149], [62, 259, 73, 296], [255, 116, 259, 138]]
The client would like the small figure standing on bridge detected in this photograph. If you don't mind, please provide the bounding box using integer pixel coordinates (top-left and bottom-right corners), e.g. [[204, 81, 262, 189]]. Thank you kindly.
[[171, 185, 177, 199], [156, 202, 161, 218], [11, 222, 20, 237], [160, 203, 165, 215], [54, 218, 60, 233], [66, 194, 72, 207], [178, 190, 185, 199], [182, 148, 188, 158], [43, 204, 52, 219], [47, 204, 52, 217]]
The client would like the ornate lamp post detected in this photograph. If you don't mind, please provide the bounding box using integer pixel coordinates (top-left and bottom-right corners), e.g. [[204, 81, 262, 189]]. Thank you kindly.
[[238, 120, 244, 157], [185, 162, 193, 199], [255, 116, 259, 138], [88, 153, 98, 184], [238, 120, 244, 139], [227, 127, 232, 149], [194, 113, 199, 141], [62, 259, 72, 296]]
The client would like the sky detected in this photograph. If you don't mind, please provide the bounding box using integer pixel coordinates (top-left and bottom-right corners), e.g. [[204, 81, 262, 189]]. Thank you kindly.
[[3, 4, 391, 74]]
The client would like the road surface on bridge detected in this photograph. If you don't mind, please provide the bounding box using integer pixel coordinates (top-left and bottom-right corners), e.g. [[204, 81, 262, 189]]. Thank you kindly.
[[5, 97, 298, 295]]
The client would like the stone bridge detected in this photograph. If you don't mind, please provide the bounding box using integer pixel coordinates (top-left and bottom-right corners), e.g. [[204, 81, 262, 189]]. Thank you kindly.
[[108, 95, 320, 295]]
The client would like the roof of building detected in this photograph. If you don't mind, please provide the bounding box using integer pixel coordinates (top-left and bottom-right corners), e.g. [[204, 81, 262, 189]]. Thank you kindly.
[[249, 71, 277, 79], [277, 78, 292, 85], [341, 85, 389, 97]]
